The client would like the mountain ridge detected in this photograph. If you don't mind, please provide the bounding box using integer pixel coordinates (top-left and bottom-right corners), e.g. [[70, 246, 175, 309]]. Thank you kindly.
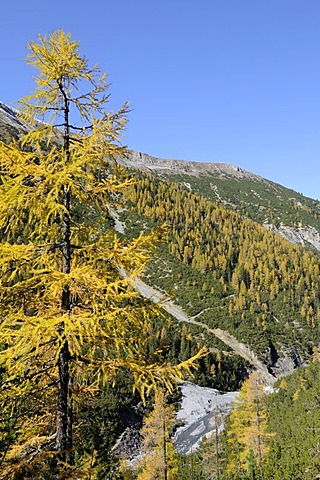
[[120, 148, 263, 182], [120, 149, 320, 252]]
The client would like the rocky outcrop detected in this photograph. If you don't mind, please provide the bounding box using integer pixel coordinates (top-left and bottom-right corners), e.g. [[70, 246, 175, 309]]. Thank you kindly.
[[120, 149, 265, 183], [270, 349, 304, 378], [0, 101, 26, 130], [264, 223, 320, 252], [112, 426, 142, 462]]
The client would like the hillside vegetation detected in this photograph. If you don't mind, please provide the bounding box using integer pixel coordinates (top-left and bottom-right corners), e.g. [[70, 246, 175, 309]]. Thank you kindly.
[[123, 174, 320, 368], [166, 171, 320, 234]]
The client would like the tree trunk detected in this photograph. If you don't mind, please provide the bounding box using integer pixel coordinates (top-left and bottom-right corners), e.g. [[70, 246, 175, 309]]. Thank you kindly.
[[214, 406, 220, 480], [56, 340, 70, 459], [56, 85, 73, 463], [56, 190, 72, 461], [163, 416, 168, 480]]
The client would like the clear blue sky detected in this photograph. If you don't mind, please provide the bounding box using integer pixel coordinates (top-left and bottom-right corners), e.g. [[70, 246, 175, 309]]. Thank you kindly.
[[1, 0, 320, 199]]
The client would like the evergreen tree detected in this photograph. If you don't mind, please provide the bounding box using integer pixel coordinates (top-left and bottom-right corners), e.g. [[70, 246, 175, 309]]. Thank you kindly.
[[136, 389, 179, 480], [261, 362, 320, 480], [0, 30, 202, 477], [225, 373, 274, 478]]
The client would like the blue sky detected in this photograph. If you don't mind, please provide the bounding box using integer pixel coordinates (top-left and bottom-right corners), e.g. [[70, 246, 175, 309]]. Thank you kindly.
[[1, 1, 320, 200]]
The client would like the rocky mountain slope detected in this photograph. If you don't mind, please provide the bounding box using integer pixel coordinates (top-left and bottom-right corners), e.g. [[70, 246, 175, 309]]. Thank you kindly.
[[1, 100, 319, 380], [120, 149, 320, 252], [0, 101, 28, 141], [121, 149, 264, 181]]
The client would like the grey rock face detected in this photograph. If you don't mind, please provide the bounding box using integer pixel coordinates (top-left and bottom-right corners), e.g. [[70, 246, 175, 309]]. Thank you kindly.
[[120, 149, 263, 182], [0, 101, 26, 130], [270, 350, 304, 378], [174, 382, 238, 453], [264, 223, 320, 252]]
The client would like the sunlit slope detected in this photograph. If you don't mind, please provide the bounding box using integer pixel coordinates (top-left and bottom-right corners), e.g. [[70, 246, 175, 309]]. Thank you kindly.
[[1, 101, 319, 376], [122, 174, 320, 373], [121, 149, 320, 252]]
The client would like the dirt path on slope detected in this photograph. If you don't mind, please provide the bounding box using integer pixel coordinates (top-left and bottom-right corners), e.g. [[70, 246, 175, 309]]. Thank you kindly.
[[111, 209, 275, 385], [133, 277, 275, 385]]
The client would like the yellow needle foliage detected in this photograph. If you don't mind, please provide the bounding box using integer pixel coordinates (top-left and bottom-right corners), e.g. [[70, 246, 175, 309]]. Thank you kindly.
[[136, 389, 179, 480], [226, 372, 275, 476], [0, 30, 204, 477]]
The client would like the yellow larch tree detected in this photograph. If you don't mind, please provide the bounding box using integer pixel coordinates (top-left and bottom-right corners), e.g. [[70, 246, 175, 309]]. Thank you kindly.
[[226, 372, 275, 477], [136, 389, 179, 480], [0, 30, 203, 478]]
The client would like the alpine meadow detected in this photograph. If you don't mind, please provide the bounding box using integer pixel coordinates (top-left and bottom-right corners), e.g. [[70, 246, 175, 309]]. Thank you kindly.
[[0, 29, 320, 480]]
